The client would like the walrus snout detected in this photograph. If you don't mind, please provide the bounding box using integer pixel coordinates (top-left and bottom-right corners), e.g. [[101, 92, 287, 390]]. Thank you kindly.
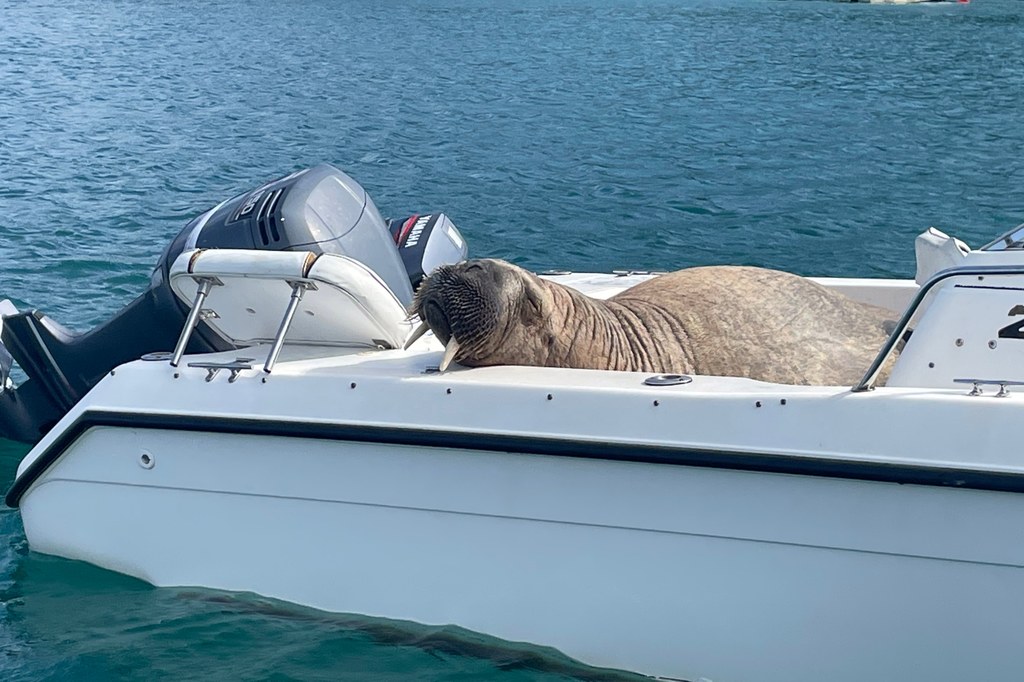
[[410, 261, 510, 368], [420, 299, 453, 346]]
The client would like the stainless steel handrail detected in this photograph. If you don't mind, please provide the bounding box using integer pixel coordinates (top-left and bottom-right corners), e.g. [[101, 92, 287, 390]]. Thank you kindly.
[[263, 280, 317, 374], [170, 275, 320, 379], [170, 276, 222, 368], [852, 264, 1024, 393]]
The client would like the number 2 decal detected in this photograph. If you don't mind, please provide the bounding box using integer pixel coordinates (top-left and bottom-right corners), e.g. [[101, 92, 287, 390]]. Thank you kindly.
[[998, 304, 1024, 339]]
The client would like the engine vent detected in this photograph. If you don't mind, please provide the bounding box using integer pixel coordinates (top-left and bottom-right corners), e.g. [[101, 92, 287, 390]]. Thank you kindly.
[[256, 188, 284, 245]]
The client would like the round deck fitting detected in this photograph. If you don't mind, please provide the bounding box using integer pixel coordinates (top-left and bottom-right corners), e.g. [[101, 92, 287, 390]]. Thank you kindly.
[[643, 374, 693, 386]]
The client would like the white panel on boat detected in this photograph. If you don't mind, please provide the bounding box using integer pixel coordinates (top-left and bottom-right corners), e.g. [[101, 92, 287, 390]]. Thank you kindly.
[[888, 276, 1024, 388]]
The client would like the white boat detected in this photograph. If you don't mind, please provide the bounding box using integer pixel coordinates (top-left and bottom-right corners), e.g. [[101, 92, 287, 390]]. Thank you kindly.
[[5, 165, 1024, 682]]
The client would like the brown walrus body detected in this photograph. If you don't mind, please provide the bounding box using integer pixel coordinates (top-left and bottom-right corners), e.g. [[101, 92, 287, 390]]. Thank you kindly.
[[411, 259, 897, 386]]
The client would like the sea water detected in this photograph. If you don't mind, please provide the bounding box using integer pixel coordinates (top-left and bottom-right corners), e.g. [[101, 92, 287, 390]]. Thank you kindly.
[[1, 0, 1022, 679]]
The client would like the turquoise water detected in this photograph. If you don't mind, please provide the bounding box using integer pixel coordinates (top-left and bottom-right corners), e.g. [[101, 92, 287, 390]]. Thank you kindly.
[[2, 0, 1022, 678]]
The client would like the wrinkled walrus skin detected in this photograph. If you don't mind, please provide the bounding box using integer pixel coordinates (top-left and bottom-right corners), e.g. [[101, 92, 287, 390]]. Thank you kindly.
[[411, 259, 898, 386]]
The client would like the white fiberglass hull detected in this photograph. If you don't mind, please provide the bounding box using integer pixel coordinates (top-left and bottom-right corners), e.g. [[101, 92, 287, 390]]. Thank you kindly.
[[17, 400, 1024, 681]]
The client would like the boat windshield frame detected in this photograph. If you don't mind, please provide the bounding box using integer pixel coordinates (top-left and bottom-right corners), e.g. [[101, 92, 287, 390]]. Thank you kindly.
[[980, 222, 1024, 251]]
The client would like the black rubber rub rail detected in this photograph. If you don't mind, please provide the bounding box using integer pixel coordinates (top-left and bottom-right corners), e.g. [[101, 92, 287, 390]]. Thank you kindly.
[[8, 410, 1024, 508]]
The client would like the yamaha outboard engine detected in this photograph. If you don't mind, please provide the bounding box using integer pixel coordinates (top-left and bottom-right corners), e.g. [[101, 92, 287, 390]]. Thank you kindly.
[[0, 164, 467, 443], [387, 213, 467, 291]]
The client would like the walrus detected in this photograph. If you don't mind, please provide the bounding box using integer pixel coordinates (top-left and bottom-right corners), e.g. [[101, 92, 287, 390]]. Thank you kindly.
[[406, 259, 898, 386]]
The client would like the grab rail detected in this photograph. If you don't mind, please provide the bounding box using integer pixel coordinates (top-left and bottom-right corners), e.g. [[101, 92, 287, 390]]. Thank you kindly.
[[852, 264, 1024, 392], [170, 275, 318, 379], [263, 280, 316, 374], [169, 276, 222, 368]]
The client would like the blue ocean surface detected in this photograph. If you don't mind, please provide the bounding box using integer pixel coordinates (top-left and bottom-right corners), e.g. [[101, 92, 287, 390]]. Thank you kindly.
[[1, 0, 1022, 678]]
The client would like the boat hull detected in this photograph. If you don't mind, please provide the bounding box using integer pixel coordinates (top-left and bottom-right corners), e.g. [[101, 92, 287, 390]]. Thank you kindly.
[[20, 424, 1024, 681]]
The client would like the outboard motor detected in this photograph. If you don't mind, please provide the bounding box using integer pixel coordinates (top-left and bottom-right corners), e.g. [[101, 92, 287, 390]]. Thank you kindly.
[[0, 164, 468, 443], [387, 213, 467, 291]]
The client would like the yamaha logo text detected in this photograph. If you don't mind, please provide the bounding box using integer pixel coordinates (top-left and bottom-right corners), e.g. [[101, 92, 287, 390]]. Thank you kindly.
[[404, 215, 431, 248]]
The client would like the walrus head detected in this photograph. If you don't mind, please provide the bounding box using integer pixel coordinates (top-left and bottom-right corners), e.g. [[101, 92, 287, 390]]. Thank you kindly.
[[407, 259, 548, 370]]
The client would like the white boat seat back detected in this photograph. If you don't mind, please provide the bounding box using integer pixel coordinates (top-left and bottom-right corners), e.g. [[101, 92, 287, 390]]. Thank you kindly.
[[169, 249, 411, 350]]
